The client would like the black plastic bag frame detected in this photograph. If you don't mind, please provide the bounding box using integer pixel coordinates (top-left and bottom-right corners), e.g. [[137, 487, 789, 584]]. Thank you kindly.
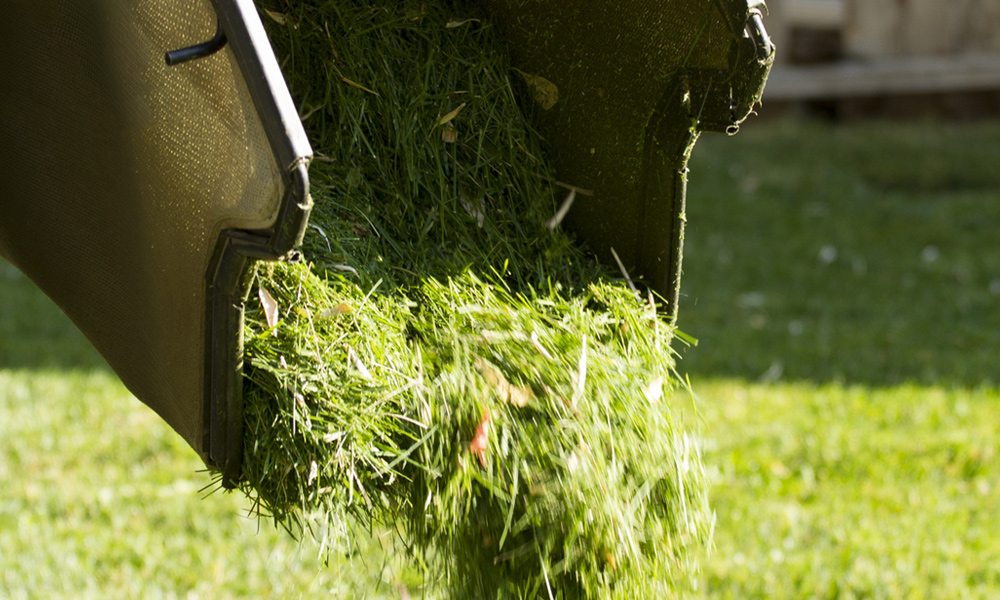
[[172, 0, 313, 487]]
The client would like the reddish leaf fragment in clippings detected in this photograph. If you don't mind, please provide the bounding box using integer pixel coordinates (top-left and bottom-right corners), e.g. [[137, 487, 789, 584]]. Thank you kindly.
[[469, 407, 491, 467]]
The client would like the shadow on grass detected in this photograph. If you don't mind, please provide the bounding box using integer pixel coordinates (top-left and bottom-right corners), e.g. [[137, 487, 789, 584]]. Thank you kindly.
[[677, 118, 1000, 389], [0, 259, 109, 371]]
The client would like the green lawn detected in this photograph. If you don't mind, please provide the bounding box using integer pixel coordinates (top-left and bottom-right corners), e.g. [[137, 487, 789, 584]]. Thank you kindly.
[[679, 118, 1000, 598], [680, 118, 1000, 388], [2, 118, 999, 598], [0, 266, 402, 597]]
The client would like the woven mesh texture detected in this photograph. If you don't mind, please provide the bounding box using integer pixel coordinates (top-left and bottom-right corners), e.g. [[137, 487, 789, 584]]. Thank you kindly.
[[0, 0, 281, 457]]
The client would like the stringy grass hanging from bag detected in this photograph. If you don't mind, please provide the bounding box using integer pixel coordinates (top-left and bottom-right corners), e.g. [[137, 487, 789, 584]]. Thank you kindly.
[[238, 0, 711, 596]]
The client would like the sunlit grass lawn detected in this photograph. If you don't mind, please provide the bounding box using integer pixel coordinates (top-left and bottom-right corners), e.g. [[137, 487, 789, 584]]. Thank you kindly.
[[686, 380, 1000, 598], [2, 117, 999, 598], [679, 117, 1000, 598]]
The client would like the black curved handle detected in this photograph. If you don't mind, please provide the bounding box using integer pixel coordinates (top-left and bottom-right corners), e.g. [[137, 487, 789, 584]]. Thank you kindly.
[[165, 22, 227, 66]]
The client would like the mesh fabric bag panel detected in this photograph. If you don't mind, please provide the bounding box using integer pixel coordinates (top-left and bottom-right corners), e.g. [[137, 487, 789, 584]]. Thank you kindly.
[[0, 0, 283, 459]]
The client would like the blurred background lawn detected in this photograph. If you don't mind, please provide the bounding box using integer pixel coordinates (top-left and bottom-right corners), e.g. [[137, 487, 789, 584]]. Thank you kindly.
[[678, 117, 1000, 598], [2, 117, 999, 598]]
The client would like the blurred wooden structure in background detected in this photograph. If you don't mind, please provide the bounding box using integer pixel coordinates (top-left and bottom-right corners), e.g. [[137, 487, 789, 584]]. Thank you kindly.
[[762, 0, 1000, 115]]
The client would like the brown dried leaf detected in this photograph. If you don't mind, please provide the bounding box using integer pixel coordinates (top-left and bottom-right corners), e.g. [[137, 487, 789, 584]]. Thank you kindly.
[[321, 302, 353, 317], [475, 357, 504, 389], [258, 286, 280, 336], [507, 384, 533, 408], [474, 357, 533, 407], [436, 102, 467, 127], [442, 122, 458, 143], [264, 9, 286, 25], [515, 69, 559, 110], [446, 18, 479, 28]]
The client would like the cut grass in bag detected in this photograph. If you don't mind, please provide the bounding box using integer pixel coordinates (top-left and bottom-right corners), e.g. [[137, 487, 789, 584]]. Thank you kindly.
[[239, 0, 711, 595]]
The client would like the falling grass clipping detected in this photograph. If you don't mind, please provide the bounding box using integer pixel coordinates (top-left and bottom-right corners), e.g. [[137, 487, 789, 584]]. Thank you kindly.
[[239, 0, 711, 596]]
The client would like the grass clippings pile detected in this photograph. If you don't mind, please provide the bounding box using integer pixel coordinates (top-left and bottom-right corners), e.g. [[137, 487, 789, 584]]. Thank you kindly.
[[239, 0, 711, 596]]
